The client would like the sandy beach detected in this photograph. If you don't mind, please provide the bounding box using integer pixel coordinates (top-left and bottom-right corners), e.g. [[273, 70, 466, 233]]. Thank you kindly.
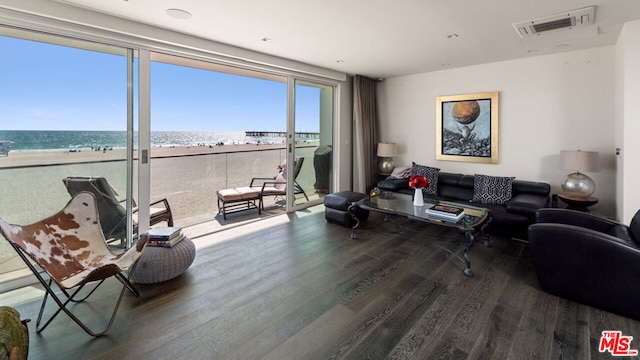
[[0, 142, 288, 168]]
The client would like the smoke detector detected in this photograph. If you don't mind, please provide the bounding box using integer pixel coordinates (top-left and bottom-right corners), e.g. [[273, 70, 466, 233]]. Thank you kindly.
[[513, 7, 595, 38]]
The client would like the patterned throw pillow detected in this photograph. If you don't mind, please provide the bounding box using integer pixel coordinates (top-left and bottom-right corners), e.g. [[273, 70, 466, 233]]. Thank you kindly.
[[472, 174, 515, 205], [410, 162, 440, 195]]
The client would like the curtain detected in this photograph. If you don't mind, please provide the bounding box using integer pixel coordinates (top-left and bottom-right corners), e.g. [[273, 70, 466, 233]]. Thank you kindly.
[[353, 75, 378, 193]]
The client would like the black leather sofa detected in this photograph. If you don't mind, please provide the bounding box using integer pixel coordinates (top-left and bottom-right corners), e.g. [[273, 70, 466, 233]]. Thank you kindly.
[[529, 208, 640, 320], [377, 172, 550, 240]]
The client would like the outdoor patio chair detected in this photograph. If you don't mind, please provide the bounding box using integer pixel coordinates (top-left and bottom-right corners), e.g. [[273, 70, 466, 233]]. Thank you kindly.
[[0, 192, 150, 337], [250, 157, 309, 210], [63, 176, 173, 244]]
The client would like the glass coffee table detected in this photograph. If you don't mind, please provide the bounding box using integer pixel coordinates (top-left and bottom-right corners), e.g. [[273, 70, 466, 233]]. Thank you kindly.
[[349, 192, 491, 276]]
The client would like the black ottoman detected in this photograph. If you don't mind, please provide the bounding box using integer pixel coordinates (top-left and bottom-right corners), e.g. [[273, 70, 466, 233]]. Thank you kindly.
[[324, 191, 369, 227]]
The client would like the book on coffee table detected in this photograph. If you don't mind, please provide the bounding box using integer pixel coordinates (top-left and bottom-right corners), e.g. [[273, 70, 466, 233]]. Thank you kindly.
[[425, 204, 464, 221]]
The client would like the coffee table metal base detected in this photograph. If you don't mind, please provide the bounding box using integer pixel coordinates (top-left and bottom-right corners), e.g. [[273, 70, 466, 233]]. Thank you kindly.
[[348, 201, 490, 277], [433, 229, 486, 277]]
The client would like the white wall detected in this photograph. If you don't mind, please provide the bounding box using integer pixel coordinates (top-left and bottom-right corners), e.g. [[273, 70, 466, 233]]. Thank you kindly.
[[617, 20, 640, 223], [378, 47, 617, 217]]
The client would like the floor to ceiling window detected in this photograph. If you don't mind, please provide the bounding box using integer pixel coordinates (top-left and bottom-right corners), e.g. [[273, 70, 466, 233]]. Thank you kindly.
[[0, 25, 339, 289], [0, 27, 134, 279]]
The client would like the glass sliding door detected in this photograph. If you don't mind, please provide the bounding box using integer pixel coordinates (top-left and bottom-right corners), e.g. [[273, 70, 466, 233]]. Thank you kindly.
[[149, 53, 288, 226], [0, 27, 134, 285], [288, 79, 334, 211]]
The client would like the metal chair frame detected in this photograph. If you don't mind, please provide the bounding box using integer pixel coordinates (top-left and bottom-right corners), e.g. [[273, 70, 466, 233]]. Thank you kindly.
[[250, 157, 309, 210]]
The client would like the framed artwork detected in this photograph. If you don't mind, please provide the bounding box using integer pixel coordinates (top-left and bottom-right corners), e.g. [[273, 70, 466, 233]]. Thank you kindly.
[[435, 91, 499, 163]]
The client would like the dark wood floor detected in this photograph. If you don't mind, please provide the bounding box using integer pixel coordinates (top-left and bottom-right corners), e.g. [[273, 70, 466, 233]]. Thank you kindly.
[[3, 206, 640, 359]]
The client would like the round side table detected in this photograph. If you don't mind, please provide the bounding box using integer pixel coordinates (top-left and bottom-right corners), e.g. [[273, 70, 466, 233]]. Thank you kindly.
[[131, 237, 196, 284], [558, 193, 598, 212]]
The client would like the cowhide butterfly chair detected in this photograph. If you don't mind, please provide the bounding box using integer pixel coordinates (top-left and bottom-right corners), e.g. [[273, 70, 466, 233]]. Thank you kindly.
[[0, 192, 149, 337]]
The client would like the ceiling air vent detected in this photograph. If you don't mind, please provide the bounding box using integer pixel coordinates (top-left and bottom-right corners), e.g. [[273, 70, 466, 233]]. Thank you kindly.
[[513, 7, 595, 38]]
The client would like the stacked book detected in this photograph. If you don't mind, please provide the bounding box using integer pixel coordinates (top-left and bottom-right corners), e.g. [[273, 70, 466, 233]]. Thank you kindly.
[[425, 204, 465, 222], [146, 227, 185, 247]]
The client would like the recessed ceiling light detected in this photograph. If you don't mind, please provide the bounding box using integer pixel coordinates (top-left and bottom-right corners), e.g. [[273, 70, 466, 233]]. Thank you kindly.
[[166, 8, 192, 19], [262, 37, 271, 42], [447, 34, 459, 39], [336, 60, 344, 63]]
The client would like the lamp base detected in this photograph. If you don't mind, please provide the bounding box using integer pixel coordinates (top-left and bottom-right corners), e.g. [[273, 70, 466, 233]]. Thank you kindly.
[[561, 172, 595, 198], [379, 157, 395, 175]]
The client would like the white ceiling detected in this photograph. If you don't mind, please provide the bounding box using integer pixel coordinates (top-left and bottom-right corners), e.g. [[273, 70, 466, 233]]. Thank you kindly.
[[56, 0, 640, 78]]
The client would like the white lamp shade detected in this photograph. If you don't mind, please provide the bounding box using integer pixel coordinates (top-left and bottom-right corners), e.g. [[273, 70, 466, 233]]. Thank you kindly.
[[377, 143, 398, 157], [559, 150, 600, 173]]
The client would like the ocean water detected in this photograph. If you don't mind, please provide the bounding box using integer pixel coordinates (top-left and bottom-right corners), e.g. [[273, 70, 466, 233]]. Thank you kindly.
[[0, 130, 288, 152]]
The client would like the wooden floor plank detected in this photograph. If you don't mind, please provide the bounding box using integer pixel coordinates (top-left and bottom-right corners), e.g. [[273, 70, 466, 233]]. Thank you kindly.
[[313, 274, 439, 360], [549, 298, 590, 360], [3, 207, 640, 360]]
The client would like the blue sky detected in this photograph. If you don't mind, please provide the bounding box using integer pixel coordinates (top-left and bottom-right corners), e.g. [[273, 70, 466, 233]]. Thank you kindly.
[[0, 35, 320, 132]]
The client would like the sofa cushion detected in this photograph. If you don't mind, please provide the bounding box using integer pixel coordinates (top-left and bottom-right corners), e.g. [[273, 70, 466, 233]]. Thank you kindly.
[[472, 174, 515, 205], [387, 166, 412, 179], [512, 180, 551, 197], [377, 178, 410, 193], [507, 193, 550, 217], [411, 162, 440, 195]]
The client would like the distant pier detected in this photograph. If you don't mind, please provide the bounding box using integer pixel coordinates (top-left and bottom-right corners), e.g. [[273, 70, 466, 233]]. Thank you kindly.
[[245, 131, 320, 140]]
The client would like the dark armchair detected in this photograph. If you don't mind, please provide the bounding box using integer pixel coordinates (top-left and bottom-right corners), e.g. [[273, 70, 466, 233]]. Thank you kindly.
[[528, 208, 640, 320], [63, 176, 173, 244]]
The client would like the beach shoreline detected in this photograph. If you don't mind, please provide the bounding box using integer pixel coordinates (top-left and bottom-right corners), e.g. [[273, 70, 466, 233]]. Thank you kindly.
[[0, 142, 302, 168]]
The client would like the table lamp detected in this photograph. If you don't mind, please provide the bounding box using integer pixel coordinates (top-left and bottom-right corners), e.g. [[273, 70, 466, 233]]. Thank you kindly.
[[559, 150, 600, 198], [377, 142, 398, 175]]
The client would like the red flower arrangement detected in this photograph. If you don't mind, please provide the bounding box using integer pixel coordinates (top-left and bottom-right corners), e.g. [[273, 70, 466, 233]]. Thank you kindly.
[[409, 174, 429, 189]]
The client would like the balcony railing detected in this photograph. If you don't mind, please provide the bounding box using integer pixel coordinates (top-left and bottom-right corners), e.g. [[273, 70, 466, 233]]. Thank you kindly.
[[0, 144, 321, 279]]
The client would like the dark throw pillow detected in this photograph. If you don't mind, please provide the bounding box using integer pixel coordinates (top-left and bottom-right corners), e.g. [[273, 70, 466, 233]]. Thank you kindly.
[[411, 162, 440, 195], [472, 174, 515, 205]]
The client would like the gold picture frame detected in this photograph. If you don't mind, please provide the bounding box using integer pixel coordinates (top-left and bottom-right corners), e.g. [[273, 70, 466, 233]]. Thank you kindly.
[[436, 91, 499, 163]]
